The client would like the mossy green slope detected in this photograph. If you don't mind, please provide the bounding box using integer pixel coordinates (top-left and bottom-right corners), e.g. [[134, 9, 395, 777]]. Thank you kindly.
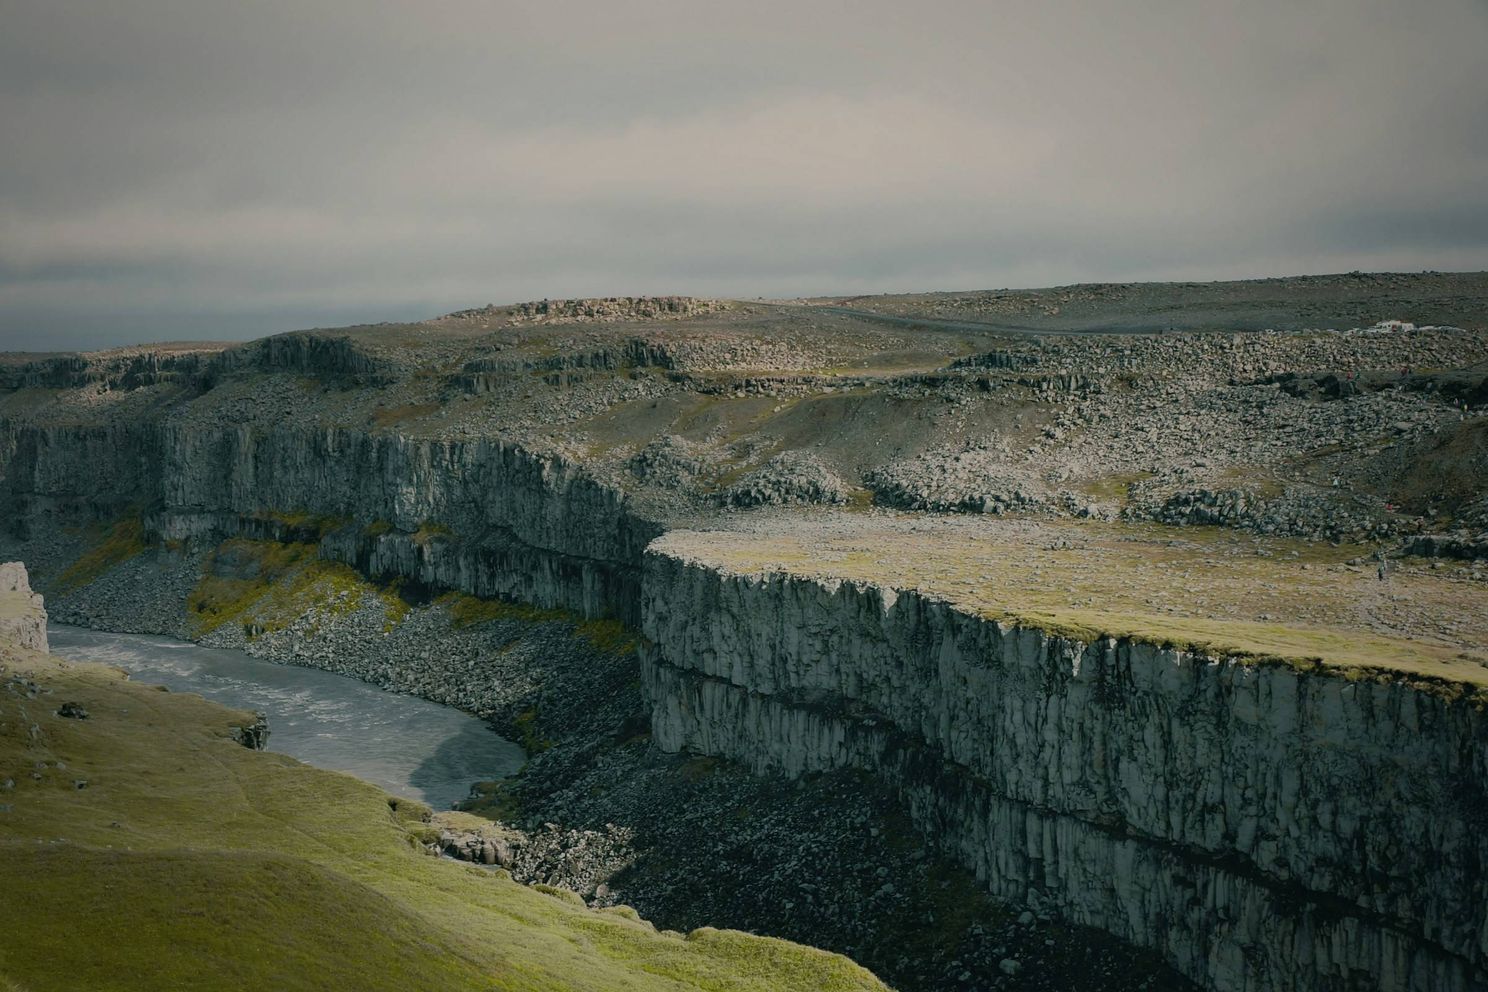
[[0, 643, 886, 992]]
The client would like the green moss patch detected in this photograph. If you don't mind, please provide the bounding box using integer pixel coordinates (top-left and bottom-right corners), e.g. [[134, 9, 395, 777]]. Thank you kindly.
[[578, 618, 639, 656], [442, 592, 568, 629], [456, 779, 525, 822], [369, 401, 441, 428], [413, 520, 455, 545], [54, 517, 147, 592], [187, 539, 394, 638], [512, 707, 554, 754], [1080, 471, 1153, 504], [251, 509, 347, 537]]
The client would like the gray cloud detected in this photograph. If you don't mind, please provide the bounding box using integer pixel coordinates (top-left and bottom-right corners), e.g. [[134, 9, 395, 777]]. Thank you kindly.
[[2, 0, 1486, 350]]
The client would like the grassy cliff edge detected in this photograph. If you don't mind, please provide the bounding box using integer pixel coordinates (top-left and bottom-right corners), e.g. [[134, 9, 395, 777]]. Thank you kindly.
[[0, 635, 886, 992]]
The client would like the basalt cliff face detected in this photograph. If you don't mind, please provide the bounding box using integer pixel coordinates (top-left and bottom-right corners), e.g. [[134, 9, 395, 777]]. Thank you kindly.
[[640, 547, 1487, 992], [0, 561, 48, 653], [1, 420, 660, 623]]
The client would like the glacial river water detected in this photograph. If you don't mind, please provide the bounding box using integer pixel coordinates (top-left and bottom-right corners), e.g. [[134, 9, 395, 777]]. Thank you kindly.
[[48, 624, 525, 809]]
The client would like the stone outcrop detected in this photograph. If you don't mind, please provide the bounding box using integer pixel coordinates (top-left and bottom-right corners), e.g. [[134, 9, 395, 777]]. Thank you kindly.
[[722, 451, 849, 508], [461, 338, 680, 375], [211, 333, 392, 383], [229, 711, 271, 750], [639, 546, 1487, 992], [0, 349, 218, 393], [441, 296, 729, 326], [0, 561, 48, 652], [1404, 532, 1488, 561]]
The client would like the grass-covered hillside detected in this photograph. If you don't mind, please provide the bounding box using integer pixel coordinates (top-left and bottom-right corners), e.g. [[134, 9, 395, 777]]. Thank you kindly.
[[0, 636, 887, 992]]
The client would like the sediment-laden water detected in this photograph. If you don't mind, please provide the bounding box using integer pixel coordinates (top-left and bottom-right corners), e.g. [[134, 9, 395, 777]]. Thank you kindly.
[[48, 623, 524, 809]]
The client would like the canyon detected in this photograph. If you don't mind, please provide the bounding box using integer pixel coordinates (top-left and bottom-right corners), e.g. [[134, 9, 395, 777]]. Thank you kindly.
[[0, 563, 886, 992], [3, 275, 1487, 991]]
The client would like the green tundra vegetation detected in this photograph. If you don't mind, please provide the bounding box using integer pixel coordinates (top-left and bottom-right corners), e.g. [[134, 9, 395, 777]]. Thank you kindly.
[[442, 590, 570, 628], [0, 641, 886, 992], [186, 539, 379, 637], [54, 517, 147, 593]]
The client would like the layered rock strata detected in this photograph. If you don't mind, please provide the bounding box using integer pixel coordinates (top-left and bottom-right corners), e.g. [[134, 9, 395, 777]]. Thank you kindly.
[[639, 546, 1487, 992]]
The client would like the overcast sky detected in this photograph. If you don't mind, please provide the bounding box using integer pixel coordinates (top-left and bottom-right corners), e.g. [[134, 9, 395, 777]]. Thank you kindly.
[[2, 0, 1487, 350]]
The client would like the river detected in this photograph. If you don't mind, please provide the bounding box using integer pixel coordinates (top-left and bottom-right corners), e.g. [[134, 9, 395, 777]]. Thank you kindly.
[[47, 624, 525, 809]]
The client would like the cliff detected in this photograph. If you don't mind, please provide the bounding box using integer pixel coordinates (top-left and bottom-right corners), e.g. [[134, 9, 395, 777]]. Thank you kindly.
[[0, 420, 660, 622], [0, 561, 48, 652], [640, 541, 1488, 992]]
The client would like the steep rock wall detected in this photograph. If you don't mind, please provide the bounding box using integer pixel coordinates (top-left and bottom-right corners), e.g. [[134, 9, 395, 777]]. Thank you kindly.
[[0, 419, 660, 620], [0, 562, 49, 652], [639, 551, 1487, 992], [0, 422, 168, 532]]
